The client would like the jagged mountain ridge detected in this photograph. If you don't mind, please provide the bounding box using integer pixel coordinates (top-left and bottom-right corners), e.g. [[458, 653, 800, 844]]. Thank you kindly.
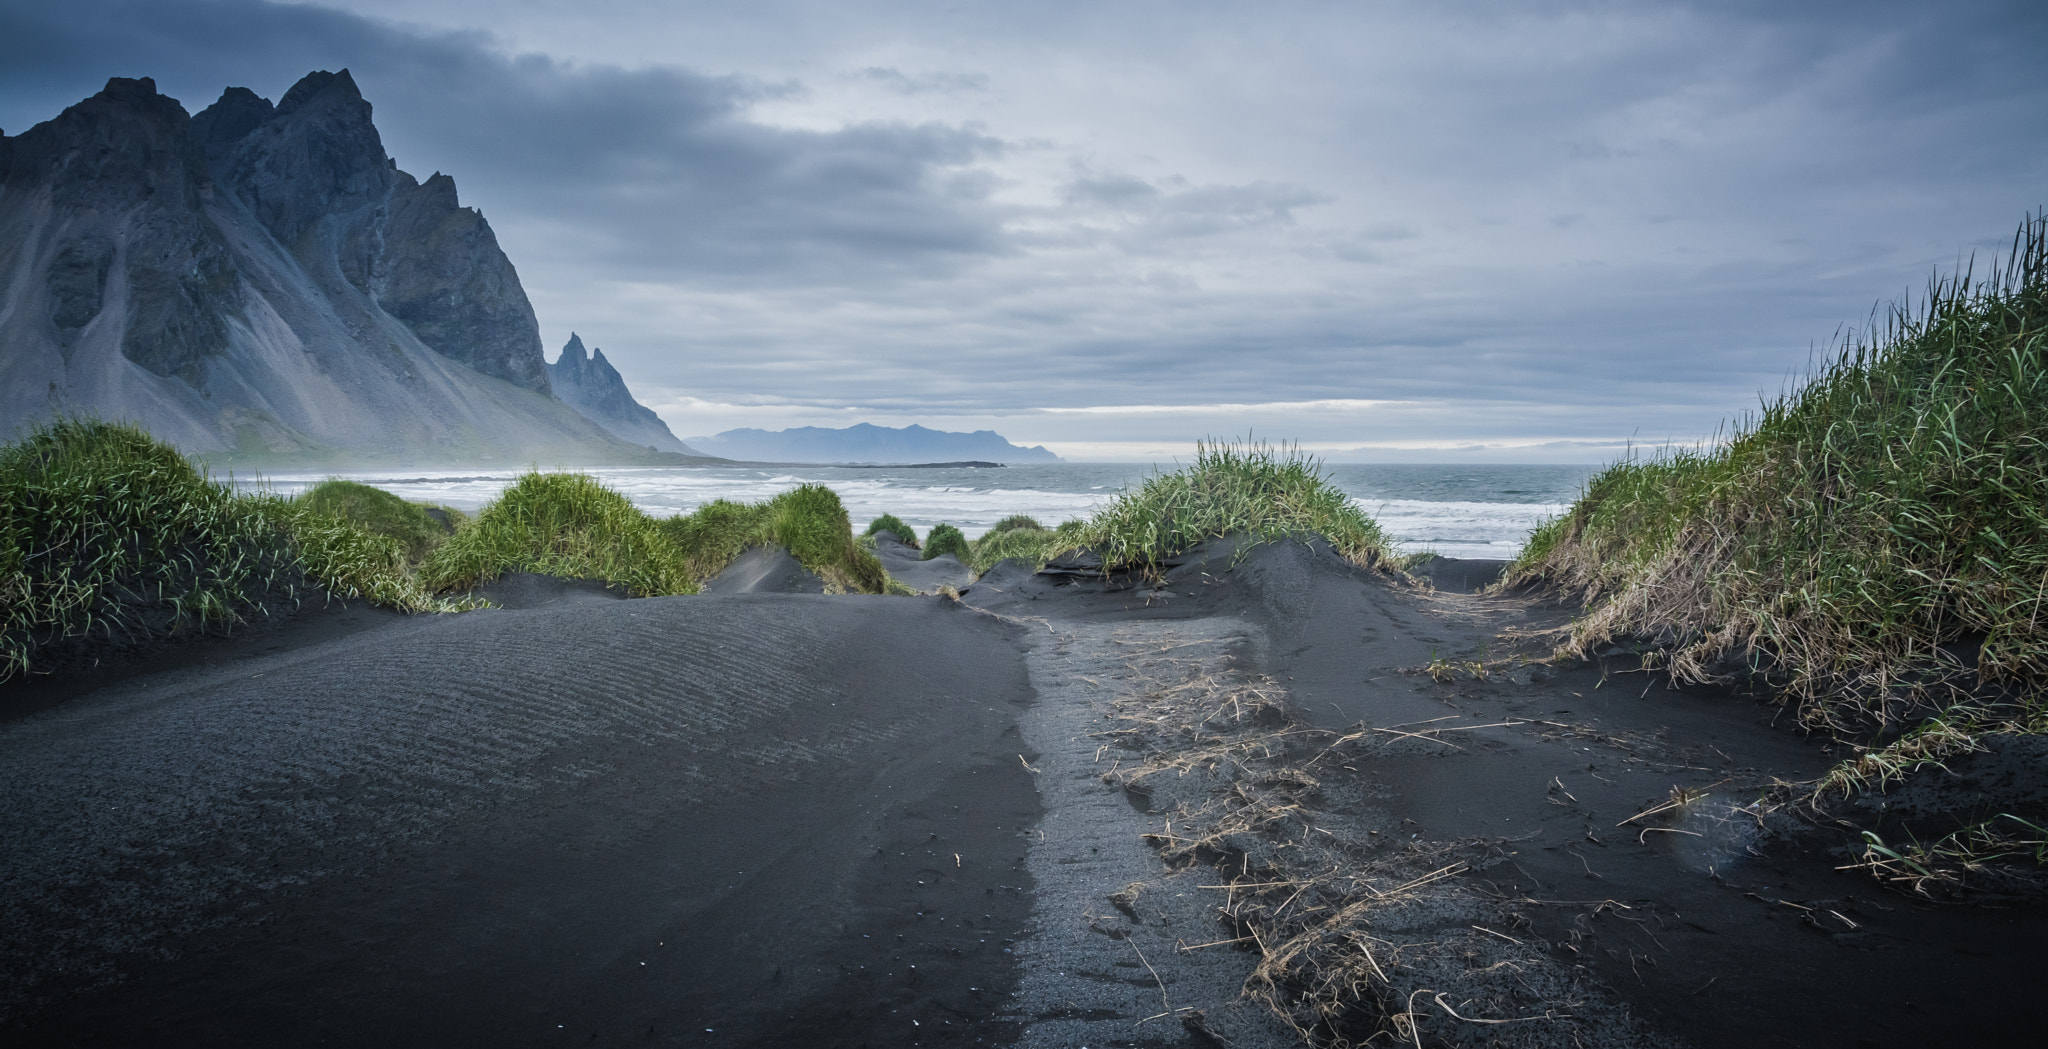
[[686, 423, 1060, 464], [549, 334, 689, 452], [0, 71, 687, 463]]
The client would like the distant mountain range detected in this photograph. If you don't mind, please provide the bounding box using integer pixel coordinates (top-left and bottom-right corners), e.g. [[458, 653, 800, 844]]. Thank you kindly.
[[686, 423, 1059, 464], [0, 71, 692, 464]]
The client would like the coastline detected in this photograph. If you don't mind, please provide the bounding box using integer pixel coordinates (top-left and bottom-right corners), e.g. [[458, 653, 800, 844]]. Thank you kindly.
[[230, 461, 1589, 558]]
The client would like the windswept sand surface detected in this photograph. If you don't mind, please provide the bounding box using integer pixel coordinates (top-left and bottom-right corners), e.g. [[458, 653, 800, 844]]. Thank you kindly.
[[1, 594, 1038, 1047], [3, 542, 2043, 1047]]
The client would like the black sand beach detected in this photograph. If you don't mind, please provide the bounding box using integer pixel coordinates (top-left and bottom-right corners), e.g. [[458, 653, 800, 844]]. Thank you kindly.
[[3, 543, 2043, 1047]]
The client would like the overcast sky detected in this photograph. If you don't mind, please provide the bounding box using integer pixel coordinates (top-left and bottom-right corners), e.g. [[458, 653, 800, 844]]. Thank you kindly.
[[4, 0, 2043, 460]]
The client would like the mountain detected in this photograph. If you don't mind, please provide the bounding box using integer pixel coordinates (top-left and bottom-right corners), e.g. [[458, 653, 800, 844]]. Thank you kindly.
[[685, 423, 1060, 464], [549, 334, 692, 453], [0, 72, 671, 464]]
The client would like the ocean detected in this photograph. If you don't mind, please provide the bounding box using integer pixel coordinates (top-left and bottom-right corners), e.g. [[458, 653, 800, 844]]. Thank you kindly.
[[243, 462, 1597, 561]]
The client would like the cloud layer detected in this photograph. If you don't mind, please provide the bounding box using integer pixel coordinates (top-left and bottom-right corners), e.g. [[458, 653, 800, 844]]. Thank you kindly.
[[4, 0, 2043, 459]]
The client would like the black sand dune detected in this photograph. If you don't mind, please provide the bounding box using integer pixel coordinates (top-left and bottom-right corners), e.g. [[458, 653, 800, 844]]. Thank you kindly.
[[700, 546, 827, 595], [0, 593, 1038, 1047], [3, 540, 2043, 1047], [872, 534, 973, 595]]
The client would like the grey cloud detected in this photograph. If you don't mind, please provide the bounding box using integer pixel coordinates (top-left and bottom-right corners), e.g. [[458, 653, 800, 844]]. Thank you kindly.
[[0, 0, 1010, 284], [370, 58, 1012, 282], [1058, 173, 1330, 243], [852, 67, 991, 96], [1063, 174, 1159, 208]]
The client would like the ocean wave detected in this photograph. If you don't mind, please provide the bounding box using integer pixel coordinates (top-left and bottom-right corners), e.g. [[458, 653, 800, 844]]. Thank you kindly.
[[241, 463, 1577, 552]]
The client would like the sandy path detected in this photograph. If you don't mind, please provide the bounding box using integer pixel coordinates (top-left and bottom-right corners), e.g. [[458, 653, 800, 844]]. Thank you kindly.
[[969, 539, 2048, 1048], [1004, 615, 1299, 1048]]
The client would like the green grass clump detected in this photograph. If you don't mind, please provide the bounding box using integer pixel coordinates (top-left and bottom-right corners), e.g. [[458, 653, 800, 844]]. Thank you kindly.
[[661, 484, 889, 593], [663, 498, 770, 581], [984, 515, 1045, 536], [921, 522, 971, 563], [765, 485, 889, 592], [293, 479, 458, 562], [863, 513, 920, 548], [419, 472, 695, 597], [284, 504, 447, 612], [412, 474, 889, 597], [1507, 215, 2048, 722], [968, 518, 1087, 575], [1080, 439, 1394, 573], [0, 420, 438, 681]]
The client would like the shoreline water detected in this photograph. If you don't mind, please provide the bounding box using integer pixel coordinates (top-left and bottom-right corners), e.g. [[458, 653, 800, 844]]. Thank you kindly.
[[236, 462, 1594, 560]]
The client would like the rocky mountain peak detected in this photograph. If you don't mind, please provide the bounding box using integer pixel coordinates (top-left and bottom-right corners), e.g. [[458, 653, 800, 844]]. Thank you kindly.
[[3, 76, 209, 211], [275, 69, 365, 117], [415, 171, 461, 211], [547, 335, 690, 453], [380, 166, 551, 393], [1, 69, 599, 458], [192, 87, 275, 158], [99, 76, 164, 105], [210, 69, 393, 256], [0, 74, 234, 380]]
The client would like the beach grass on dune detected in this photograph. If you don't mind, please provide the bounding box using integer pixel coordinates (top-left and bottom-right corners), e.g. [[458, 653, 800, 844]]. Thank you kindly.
[[660, 484, 890, 594], [759, 485, 889, 593], [984, 514, 1045, 536], [862, 513, 919, 548], [419, 472, 696, 597], [966, 518, 1086, 576], [281, 462, 901, 596], [1079, 438, 1396, 574], [1507, 215, 2048, 726], [920, 522, 970, 563], [293, 478, 461, 562], [0, 420, 440, 681]]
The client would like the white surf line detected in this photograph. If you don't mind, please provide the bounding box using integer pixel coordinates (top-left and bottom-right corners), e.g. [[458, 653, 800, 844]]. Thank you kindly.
[[1004, 617, 1300, 1049]]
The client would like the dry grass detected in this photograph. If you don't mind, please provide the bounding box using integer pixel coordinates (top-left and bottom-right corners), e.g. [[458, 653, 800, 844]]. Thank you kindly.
[[1085, 631, 1607, 1047], [1505, 217, 2048, 731], [1845, 814, 2048, 898]]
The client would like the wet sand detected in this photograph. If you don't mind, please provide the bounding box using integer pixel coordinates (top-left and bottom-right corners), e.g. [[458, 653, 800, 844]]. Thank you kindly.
[[2, 543, 2042, 1046]]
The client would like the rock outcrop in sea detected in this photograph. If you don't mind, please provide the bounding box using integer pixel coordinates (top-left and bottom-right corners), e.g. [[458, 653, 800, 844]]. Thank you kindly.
[[548, 334, 692, 453], [0, 71, 666, 463]]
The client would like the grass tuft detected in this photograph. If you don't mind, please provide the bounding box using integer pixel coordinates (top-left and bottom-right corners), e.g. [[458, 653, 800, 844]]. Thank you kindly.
[[920, 522, 971, 563], [984, 514, 1044, 536], [293, 479, 459, 562], [0, 419, 440, 681], [1506, 215, 2048, 726], [965, 518, 1087, 576], [1080, 438, 1395, 574], [863, 513, 920, 548], [660, 485, 889, 594], [419, 472, 695, 597]]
